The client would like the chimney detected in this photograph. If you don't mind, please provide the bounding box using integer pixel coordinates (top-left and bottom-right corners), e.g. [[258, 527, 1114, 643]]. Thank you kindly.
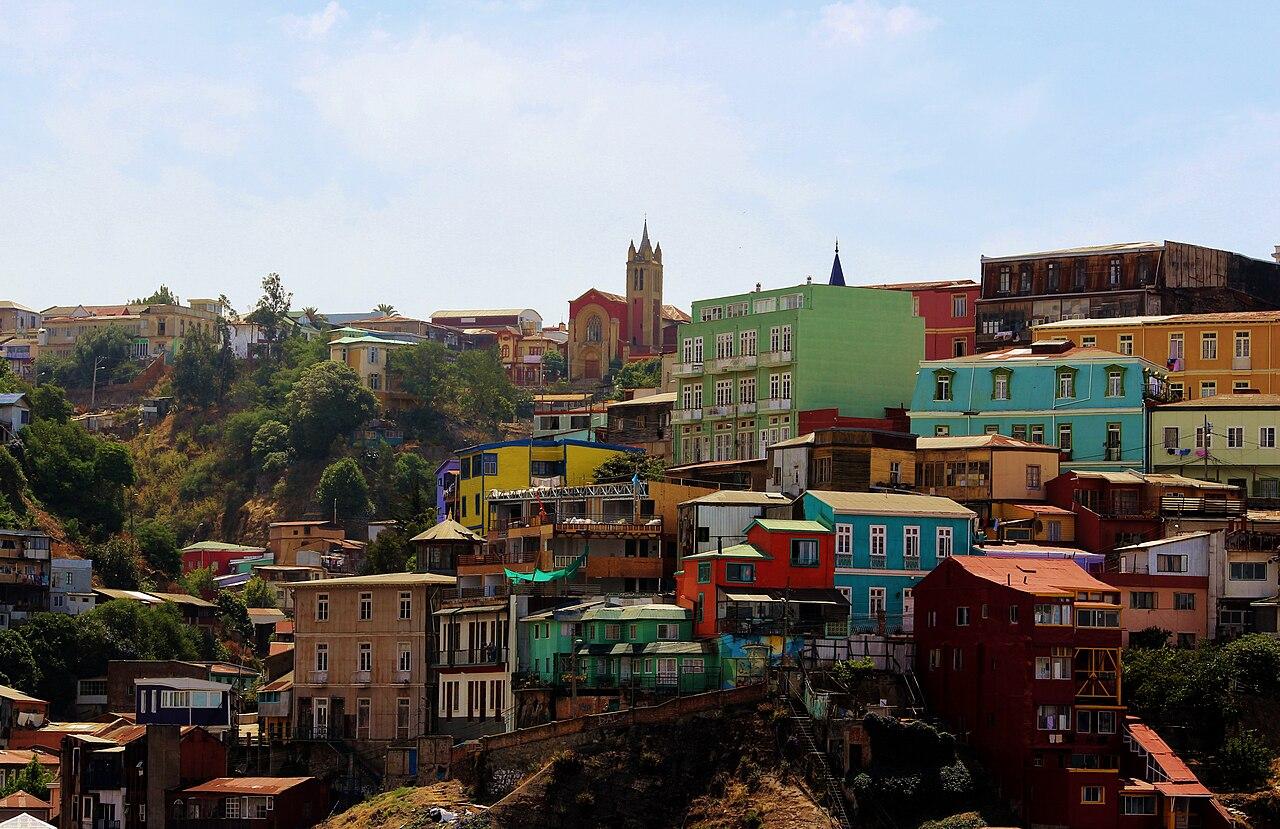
[[1273, 245, 1280, 264], [755, 282, 762, 293], [806, 275, 813, 285]]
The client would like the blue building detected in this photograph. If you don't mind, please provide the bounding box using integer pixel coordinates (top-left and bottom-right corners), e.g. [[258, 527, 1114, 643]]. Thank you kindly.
[[799, 490, 975, 634], [134, 677, 233, 729], [908, 339, 1168, 472]]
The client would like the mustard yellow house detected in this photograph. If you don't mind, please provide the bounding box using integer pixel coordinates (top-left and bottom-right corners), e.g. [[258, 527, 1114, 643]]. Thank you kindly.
[[454, 438, 640, 534], [1034, 311, 1280, 401]]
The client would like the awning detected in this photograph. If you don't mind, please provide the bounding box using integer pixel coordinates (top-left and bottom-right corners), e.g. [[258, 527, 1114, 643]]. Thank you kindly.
[[1251, 595, 1280, 607], [93, 746, 125, 754], [723, 591, 782, 603], [506, 549, 587, 583]]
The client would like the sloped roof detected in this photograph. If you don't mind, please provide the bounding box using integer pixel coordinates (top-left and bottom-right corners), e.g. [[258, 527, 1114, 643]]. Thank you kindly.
[[0, 685, 44, 705], [0, 302, 34, 312], [410, 519, 483, 544], [260, 671, 294, 693], [1158, 393, 1280, 408], [432, 309, 535, 318], [916, 434, 1059, 451], [682, 543, 771, 562], [290, 572, 455, 589], [0, 393, 28, 407], [180, 541, 267, 554], [981, 241, 1164, 262], [680, 491, 791, 507], [752, 519, 831, 533], [607, 392, 677, 408], [580, 603, 688, 622], [806, 490, 975, 518], [863, 279, 978, 291], [0, 813, 55, 829], [181, 777, 315, 796], [661, 305, 691, 322], [948, 556, 1111, 596]]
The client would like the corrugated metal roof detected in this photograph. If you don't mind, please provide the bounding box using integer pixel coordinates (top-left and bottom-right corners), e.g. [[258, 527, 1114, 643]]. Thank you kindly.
[[607, 392, 677, 408], [290, 571, 455, 589], [181, 777, 315, 796], [680, 491, 791, 506], [580, 603, 688, 622], [807, 490, 975, 518], [681, 544, 771, 562], [180, 541, 267, 554], [948, 556, 1111, 596], [1158, 393, 1280, 408], [409, 519, 483, 544], [916, 435, 1059, 451], [980, 241, 1163, 262], [0, 393, 28, 406], [431, 309, 535, 318], [752, 519, 831, 533]]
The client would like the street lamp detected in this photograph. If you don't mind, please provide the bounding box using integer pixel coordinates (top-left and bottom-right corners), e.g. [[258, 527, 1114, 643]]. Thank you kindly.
[[89, 355, 107, 410]]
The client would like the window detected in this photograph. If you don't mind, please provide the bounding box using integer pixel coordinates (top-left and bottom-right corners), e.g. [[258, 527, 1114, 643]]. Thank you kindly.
[[715, 379, 733, 407], [998, 266, 1011, 293], [1130, 592, 1156, 610], [1231, 562, 1267, 581], [368, 373, 382, 391], [1174, 592, 1196, 611], [1081, 785, 1104, 805], [697, 562, 711, 583], [1076, 608, 1119, 628], [398, 643, 412, 672], [902, 526, 920, 563], [1105, 423, 1121, 460], [604, 624, 621, 640], [315, 643, 329, 672], [1036, 704, 1070, 730], [1167, 332, 1184, 360], [1157, 554, 1188, 573], [657, 623, 680, 640], [482, 454, 497, 475], [929, 648, 941, 669], [790, 539, 819, 567], [1228, 427, 1244, 448], [1029, 424, 1044, 444], [1058, 423, 1072, 453], [1163, 426, 1180, 449], [780, 325, 792, 352], [224, 798, 241, 819], [1035, 653, 1071, 679], [1236, 330, 1251, 358], [936, 526, 953, 558], [316, 594, 329, 622], [1056, 369, 1075, 399], [1081, 335, 1096, 348], [984, 424, 999, 434], [739, 329, 757, 356], [1196, 426, 1212, 448], [934, 425, 950, 437], [359, 592, 372, 621], [715, 332, 733, 360], [1019, 264, 1031, 293], [725, 563, 755, 583], [780, 372, 792, 400], [1034, 603, 1069, 625], [396, 591, 412, 620], [1263, 427, 1277, 448], [1122, 795, 1156, 816], [358, 642, 372, 672], [956, 607, 970, 626], [1046, 262, 1059, 291], [1235, 381, 1252, 392], [1106, 369, 1124, 397], [952, 648, 964, 670], [992, 369, 1010, 400], [951, 294, 967, 318], [1169, 381, 1183, 400], [1026, 465, 1041, 489], [952, 338, 966, 357], [933, 370, 954, 401], [1009, 605, 1019, 623], [1202, 331, 1218, 359], [869, 587, 886, 616], [1200, 380, 1217, 398], [1108, 257, 1121, 286], [870, 525, 886, 563], [1118, 334, 1133, 356], [835, 524, 852, 562]]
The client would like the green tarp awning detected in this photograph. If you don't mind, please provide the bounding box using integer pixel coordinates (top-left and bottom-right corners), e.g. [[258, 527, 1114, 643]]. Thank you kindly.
[[505, 549, 588, 583]]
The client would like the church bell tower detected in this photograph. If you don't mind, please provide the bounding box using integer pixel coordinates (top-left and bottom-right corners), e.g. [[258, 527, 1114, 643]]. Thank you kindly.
[[626, 220, 664, 353]]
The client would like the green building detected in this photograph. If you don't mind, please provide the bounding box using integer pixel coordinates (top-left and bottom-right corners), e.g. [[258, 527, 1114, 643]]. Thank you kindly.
[[671, 281, 923, 465], [520, 602, 718, 692]]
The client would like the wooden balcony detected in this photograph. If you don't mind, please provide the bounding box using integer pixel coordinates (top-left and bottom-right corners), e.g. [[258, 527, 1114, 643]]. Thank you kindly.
[[554, 515, 663, 537], [584, 556, 664, 579]]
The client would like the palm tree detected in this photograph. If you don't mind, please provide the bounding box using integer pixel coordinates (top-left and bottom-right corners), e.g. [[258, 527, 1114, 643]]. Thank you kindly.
[[375, 303, 397, 317], [301, 306, 326, 327]]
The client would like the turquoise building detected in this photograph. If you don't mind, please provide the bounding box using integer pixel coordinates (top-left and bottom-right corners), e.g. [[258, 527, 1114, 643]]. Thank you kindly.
[[908, 340, 1168, 473], [800, 490, 976, 634]]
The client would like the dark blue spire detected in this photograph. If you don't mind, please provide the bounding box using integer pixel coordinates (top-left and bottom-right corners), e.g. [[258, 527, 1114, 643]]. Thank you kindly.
[[829, 239, 846, 286]]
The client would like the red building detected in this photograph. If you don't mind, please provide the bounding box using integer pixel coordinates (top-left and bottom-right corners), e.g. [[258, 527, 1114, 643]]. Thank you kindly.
[[914, 556, 1227, 828], [675, 518, 847, 639], [866, 279, 979, 359], [168, 776, 330, 828], [180, 541, 269, 575]]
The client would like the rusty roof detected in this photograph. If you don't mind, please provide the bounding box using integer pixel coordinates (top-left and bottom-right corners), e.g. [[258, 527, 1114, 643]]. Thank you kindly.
[[181, 777, 315, 795], [0, 751, 57, 767], [947, 556, 1111, 596], [0, 791, 50, 808], [260, 672, 293, 693]]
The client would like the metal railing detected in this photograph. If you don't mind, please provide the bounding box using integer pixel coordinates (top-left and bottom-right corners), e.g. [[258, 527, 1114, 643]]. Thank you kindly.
[[718, 618, 839, 637], [457, 550, 537, 566], [439, 584, 511, 600], [436, 646, 508, 667], [554, 515, 663, 534]]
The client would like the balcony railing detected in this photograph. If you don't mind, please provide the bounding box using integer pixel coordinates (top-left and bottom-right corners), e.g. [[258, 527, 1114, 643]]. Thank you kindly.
[[458, 551, 537, 566], [394, 670, 412, 684], [760, 397, 792, 412], [835, 554, 854, 569], [1233, 356, 1252, 370], [554, 515, 663, 535], [1160, 494, 1246, 516], [1104, 447, 1123, 461], [710, 354, 757, 372], [759, 350, 793, 366], [706, 405, 735, 419], [437, 646, 508, 667], [718, 617, 840, 637], [439, 584, 511, 600], [673, 408, 703, 423], [672, 362, 703, 377], [307, 670, 328, 685], [352, 670, 371, 685], [869, 556, 886, 570], [737, 401, 757, 416]]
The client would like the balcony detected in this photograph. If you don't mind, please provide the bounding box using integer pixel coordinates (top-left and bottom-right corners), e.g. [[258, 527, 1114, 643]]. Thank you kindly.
[[710, 354, 757, 373], [759, 350, 793, 367], [706, 405, 735, 419], [673, 408, 703, 423], [737, 401, 757, 416], [1160, 494, 1246, 516], [437, 646, 508, 668], [718, 617, 834, 637], [1233, 356, 1252, 370], [458, 550, 537, 567], [554, 514, 663, 536], [835, 554, 854, 569], [394, 670, 412, 684], [440, 584, 511, 600], [673, 362, 704, 377], [584, 555, 664, 580], [760, 398, 792, 412], [307, 670, 328, 685], [352, 670, 371, 685]]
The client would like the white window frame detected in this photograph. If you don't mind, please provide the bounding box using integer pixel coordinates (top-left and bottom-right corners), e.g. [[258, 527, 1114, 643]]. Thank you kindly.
[[936, 526, 953, 558]]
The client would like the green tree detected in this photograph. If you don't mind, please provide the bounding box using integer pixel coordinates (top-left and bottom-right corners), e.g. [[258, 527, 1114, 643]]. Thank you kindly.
[[41, 325, 140, 388], [1216, 730, 1274, 791], [0, 754, 52, 799], [28, 384, 73, 423], [614, 357, 661, 391], [180, 566, 216, 600], [89, 600, 205, 661], [300, 306, 326, 327], [0, 629, 40, 692], [387, 342, 454, 434], [284, 361, 379, 457], [171, 328, 224, 407], [215, 590, 254, 645], [132, 285, 179, 305], [360, 527, 410, 575], [393, 452, 433, 521], [316, 458, 372, 519], [541, 350, 566, 382], [375, 303, 396, 316], [244, 272, 293, 359], [250, 420, 291, 466], [0, 447, 26, 526], [134, 518, 181, 576], [17, 613, 111, 712], [454, 348, 527, 429], [242, 577, 277, 609], [592, 452, 664, 483], [20, 421, 135, 538], [87, 537, 141, 589]]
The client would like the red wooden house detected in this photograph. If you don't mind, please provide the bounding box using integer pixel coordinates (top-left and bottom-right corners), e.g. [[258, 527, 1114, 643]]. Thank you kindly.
[[675, 519, 847, 639], [914, 556, 1228, 828]]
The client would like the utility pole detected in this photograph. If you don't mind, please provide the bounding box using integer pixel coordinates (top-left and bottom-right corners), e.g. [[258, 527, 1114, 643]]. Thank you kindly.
[[89, 355, 106, 410], [570, 637, 583, 715], [1204, 414, 1212, 481]]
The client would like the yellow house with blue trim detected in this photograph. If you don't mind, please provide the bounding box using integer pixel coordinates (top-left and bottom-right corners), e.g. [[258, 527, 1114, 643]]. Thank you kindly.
[[454, 438, 641, 533]]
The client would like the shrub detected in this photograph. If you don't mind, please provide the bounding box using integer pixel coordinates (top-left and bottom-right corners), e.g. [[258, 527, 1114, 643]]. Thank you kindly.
[[1215, 730, 1274, 791], [1128, 626, 1172, 649], [920, 813, 987, 829]]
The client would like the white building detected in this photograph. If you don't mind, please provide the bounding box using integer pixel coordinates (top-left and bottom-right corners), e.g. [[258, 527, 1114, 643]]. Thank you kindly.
[[50, 559, 95, 615]]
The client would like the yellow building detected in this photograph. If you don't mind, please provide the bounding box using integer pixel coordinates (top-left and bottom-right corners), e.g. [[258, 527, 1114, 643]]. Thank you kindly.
[[454, 438, 640, 534], [328, 333, 415, 411], [1149, 393, 1280, 497], [40, 302, 219, 359], [1035, 312, 1280, 401]]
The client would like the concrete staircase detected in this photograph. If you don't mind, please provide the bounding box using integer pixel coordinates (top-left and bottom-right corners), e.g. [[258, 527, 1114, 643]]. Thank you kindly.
[[786, 698, 852, 829]]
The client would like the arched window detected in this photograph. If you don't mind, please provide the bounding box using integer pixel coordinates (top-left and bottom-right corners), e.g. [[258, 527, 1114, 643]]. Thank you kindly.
[[586, 317, 602, 343], [635, 268, 644, 290], [500, 344, 510, 359]]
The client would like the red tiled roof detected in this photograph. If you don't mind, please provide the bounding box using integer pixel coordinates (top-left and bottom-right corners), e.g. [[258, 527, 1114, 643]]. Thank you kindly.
[[0, 750, 57, 768], [1125, 717, 1198, 783], [268, 642, 294, 657], [274, 620, 294, 635], [948, 556, 1112, 596], [1012, 504, 1075, 516], [181, 777, 314, 796], [0, 791, 50, 809]]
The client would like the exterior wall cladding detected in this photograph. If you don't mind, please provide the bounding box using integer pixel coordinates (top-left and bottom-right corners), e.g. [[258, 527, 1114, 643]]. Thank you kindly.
[[975, 240, 1280, 351], [671, 284, 923, 466]]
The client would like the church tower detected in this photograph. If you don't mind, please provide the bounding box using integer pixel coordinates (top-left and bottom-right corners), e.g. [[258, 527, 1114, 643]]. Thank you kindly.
[[626, 220, 664, 353]]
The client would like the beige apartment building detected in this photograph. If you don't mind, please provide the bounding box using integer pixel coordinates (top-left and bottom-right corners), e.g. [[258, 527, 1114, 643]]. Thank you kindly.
[[290, 572, 454, 744], [39, 302, 219, 358]]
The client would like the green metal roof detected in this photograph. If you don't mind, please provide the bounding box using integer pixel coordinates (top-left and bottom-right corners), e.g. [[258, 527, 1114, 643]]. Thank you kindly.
[[681, 543, 771, 561], [580, 603, 688, 622], [180, 541, 267, 554], [751, 519, 831, 533], [640, 641, 713, 656]]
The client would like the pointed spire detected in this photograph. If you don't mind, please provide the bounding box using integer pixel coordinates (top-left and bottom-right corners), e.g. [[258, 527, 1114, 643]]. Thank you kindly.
[[638, 218, 653, 257], [829, 238, 846, 286]]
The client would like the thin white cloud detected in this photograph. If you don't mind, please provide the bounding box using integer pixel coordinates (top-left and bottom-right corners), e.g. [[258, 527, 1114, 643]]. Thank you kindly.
[[282, 1, 348, 41], [817, 0, 938, 44]]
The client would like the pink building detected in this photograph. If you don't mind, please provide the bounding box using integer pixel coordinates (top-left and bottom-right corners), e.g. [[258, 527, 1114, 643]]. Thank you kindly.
[[1100, 532, 1215, 648], [866, 280, 979, 359]]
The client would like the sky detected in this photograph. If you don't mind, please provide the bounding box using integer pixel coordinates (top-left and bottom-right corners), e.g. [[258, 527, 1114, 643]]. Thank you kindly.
[[4, 1, 1280, 323]]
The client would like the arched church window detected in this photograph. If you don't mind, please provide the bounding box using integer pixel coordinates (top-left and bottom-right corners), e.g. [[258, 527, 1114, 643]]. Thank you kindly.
[[586, 317, 602, 343], [635, 268, 644, 290]]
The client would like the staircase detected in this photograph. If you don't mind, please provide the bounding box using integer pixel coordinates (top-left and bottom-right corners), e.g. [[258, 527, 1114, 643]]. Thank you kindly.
[[901, 668, 926, 717], [786, 697, 852, 829]]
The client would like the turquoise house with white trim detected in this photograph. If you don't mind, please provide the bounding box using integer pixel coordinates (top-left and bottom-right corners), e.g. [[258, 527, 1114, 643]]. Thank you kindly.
[[908, 339, 1168, 472], [799, 490, 976, 634]]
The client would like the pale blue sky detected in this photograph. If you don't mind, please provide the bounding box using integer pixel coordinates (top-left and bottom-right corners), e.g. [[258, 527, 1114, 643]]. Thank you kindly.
[[3, 1, 1279, 321]]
